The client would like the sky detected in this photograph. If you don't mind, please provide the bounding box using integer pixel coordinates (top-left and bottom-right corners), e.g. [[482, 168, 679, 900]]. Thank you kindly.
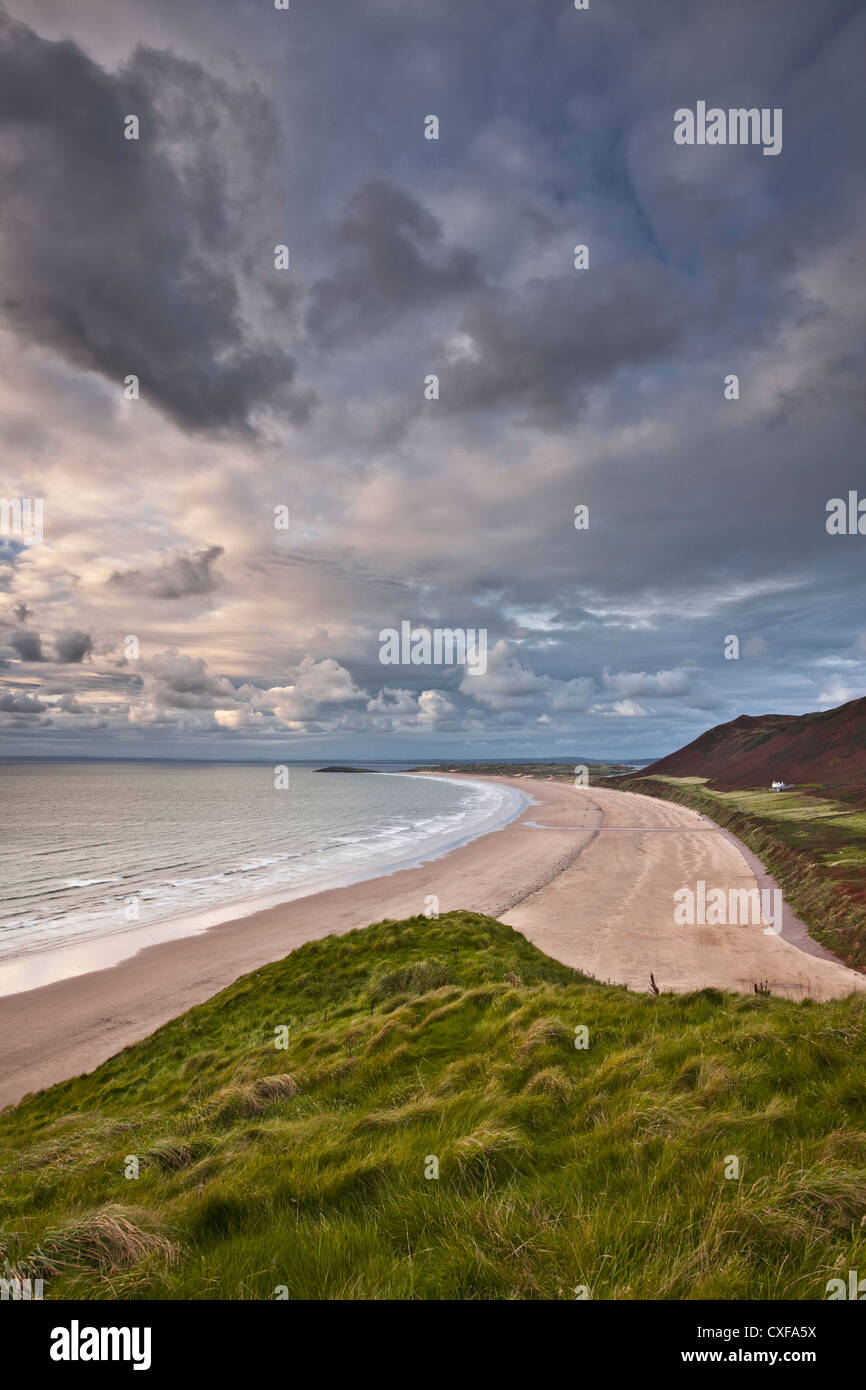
[[0, 0, 864, 762]]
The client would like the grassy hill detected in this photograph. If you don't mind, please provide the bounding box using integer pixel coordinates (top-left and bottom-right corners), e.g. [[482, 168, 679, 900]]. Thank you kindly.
[[2, 912, 865, 1300], [643, 696, 866, 799]]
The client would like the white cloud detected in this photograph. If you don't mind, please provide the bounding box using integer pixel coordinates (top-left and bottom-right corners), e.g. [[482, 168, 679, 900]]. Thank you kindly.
[[602, 668, 690, 698], [461, 641, 594, 714], [592, 699, 649, 718], [418, 690, 457, 723], [817, 678, 859, 706], [254, 657, 367, 728], [214, 707, 265, 730]]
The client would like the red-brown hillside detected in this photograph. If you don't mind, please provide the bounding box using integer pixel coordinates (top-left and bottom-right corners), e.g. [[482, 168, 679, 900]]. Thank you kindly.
[[643, 696, 866, 794]]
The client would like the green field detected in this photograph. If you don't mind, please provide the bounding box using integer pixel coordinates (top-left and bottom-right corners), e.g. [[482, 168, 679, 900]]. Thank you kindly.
[[2, 911, 865, 1300], [409, 761, 636, 780], [616, 775, 866, 971]]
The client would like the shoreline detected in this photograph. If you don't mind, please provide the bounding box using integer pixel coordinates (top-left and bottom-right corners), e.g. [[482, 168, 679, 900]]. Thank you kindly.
[[1, 774, 864, 1110], [0, 771, 527, 997]]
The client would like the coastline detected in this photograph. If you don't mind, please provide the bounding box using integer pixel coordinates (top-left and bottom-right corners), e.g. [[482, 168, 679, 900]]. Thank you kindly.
[[1, 774, 864, 1110], [0, 771, 527, 996]]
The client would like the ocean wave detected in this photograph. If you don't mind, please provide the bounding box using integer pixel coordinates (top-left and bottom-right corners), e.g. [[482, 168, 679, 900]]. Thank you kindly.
[[0, 768, 526, 964]]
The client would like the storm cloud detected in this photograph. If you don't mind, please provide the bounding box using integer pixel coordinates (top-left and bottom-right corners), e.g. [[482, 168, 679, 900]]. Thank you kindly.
[[0, 7, 310, 434], [445, 267, 684, 423], [8, 628, 43, 662], [53, 629, 94, 664], [0, 0, 864, 759], [306, 179, 482, 346]]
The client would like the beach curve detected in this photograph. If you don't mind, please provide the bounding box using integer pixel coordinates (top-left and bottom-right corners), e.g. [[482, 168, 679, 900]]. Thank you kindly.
[[0, 774, 863, 1110]]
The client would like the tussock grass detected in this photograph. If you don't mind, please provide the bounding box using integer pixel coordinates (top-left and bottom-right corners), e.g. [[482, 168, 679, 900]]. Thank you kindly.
[[29, 1205, 178, 1276], [144, 1138, 212, 1172], [1, 911, 865, 1299]]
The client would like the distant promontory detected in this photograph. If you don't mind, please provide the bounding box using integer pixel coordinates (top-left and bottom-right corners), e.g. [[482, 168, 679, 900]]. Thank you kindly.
[[315, 765, 379, 773]]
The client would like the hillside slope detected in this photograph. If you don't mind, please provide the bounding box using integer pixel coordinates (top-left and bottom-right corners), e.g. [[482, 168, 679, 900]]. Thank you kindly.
[[1, 912, 865, 1300], [644, 696, 866, 794]]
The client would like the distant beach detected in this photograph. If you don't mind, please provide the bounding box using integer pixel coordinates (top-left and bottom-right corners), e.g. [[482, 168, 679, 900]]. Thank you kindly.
[[1, 773, 864, 1109]]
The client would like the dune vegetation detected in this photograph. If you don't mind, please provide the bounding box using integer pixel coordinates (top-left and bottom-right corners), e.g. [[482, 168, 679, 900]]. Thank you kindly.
[[1, 911, 865, 1300]]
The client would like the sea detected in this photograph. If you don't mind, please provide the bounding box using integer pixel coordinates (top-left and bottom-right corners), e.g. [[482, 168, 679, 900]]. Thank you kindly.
[[0, 762, 526, 995]]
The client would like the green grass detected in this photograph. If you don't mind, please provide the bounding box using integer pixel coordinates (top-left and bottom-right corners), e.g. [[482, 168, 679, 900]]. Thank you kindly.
[[2, 911, 865, 1300], [409, 761, 636, 779], [617, 775, 866, 970]]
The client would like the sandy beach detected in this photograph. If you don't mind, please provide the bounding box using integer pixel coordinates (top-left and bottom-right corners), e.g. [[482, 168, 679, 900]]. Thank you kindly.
[[1, 774, 864, 1110]]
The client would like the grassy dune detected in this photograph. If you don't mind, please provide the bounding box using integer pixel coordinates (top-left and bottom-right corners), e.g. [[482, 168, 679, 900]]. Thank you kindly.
[[616, 774, 866, 970], [2, 912, 865, 1300]]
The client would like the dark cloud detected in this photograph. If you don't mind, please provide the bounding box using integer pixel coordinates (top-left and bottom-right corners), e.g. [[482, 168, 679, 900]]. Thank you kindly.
[[447, 267, 683, 422], [306, 178, 482, 346], [0, 7, 312, 433], [53, 629, 93, 663], [108, 545, 224, 600], [0, 688, 45, 712], [0, 0, 864, 758], [9, 627, 44, 661]]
